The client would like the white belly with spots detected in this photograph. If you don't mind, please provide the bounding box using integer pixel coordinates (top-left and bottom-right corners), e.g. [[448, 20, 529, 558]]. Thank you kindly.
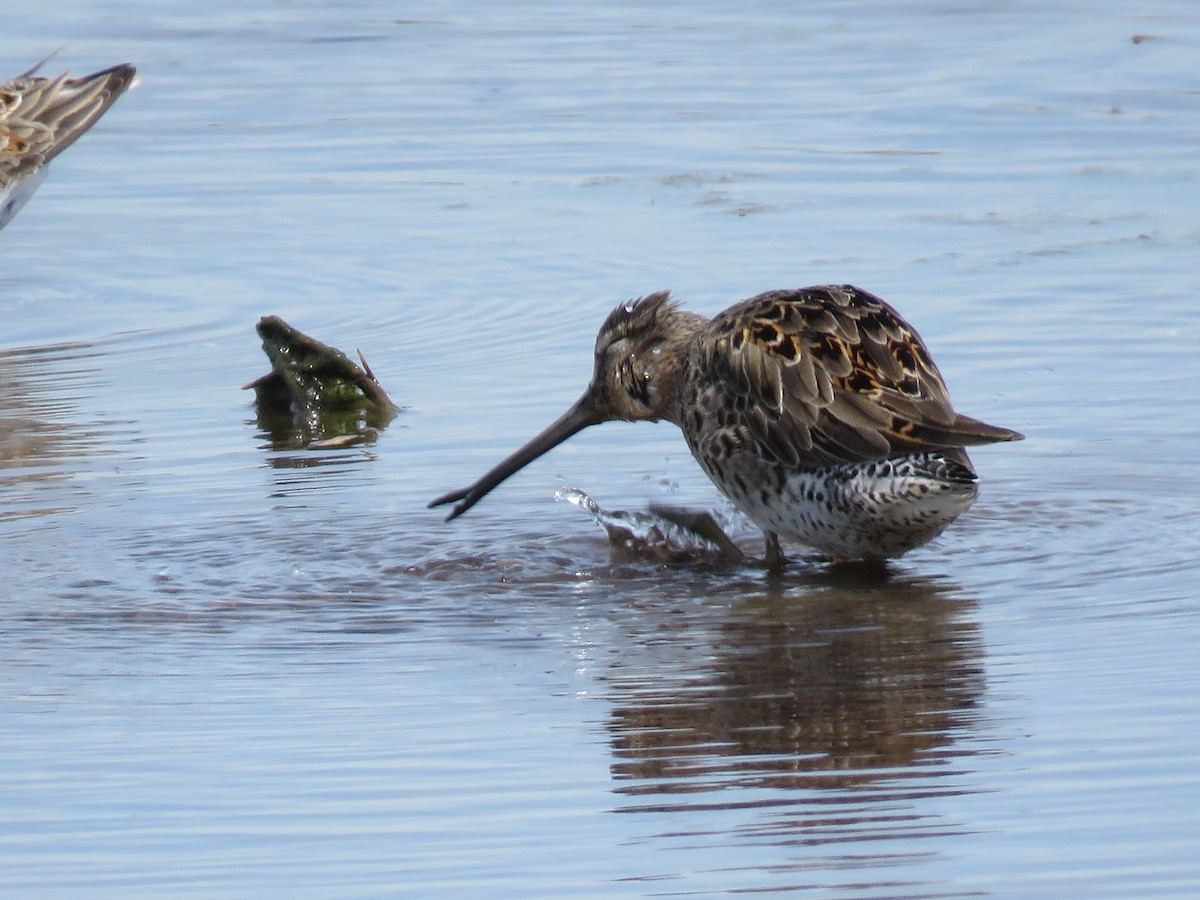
[[717, 454, 981, 560]]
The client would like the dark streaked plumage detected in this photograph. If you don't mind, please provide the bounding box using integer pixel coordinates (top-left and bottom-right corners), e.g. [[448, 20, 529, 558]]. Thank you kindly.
[[430, 285, 1023, 566], [1, 59, 137, 230]]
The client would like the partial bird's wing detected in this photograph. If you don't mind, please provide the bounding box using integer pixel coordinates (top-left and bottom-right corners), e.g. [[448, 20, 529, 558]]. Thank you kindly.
[[1, 62, 136, 227], [692, 284, 1023, 468]]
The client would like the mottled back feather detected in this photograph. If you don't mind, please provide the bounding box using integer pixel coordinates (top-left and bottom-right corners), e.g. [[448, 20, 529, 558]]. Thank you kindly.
[[688, 285, 1022, 469]]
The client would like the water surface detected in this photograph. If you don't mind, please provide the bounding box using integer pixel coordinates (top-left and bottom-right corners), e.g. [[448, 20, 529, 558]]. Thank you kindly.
[[3, 2, 1199, 896]]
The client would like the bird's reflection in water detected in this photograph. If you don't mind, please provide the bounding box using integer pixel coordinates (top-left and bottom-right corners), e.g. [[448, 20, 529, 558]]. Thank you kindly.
[[0, 341, 119, 523], [604, 569, 984, 841]]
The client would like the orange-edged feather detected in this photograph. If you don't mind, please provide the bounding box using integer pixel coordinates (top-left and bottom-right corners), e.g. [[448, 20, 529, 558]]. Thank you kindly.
[[693, 284, 1023, 468]]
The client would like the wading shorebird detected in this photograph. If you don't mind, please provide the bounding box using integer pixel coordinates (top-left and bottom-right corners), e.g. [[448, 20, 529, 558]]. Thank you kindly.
[[1, 59, 137, 230], [430, 285, 1023, 568]]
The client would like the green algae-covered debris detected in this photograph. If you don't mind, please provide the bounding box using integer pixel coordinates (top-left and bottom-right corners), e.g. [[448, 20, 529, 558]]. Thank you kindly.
[[245, 316, 399, 448]]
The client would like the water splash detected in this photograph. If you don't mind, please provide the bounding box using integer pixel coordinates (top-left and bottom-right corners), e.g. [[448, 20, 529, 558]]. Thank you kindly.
[[555, 486, 747, 564]]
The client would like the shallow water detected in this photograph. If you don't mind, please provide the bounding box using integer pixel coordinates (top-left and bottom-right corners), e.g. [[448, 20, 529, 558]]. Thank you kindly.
[[3, 2, 1199, 896]]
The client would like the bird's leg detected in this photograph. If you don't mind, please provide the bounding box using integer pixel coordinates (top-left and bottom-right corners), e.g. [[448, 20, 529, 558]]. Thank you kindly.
[[762, 531, 787, 572]]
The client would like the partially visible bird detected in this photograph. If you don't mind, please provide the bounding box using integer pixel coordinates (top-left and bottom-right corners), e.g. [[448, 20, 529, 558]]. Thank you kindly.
[[430, 285, 1023, 568], [1, 58, 137, 230]]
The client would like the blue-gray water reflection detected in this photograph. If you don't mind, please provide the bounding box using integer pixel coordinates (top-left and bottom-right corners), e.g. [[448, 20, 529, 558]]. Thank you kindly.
[[3, 1, 1200, 897]]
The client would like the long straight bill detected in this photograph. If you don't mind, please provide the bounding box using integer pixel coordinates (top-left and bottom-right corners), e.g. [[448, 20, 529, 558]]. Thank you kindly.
[[429, 394, 603, 520]]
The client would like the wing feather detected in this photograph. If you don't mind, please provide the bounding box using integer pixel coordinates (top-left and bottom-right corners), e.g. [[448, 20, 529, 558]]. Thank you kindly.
[[691, 285, 1023, 468]]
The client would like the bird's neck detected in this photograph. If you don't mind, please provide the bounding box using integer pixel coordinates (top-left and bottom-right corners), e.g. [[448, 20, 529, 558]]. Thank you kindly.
[[652, 311, 707, 426]]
